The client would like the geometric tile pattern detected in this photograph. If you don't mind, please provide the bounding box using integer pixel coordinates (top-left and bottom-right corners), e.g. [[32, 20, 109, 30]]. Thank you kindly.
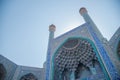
[[55, 38, 97, 73]]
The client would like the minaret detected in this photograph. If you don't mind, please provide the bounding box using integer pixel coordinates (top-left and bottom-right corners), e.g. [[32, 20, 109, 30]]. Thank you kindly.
[[79, 8, 120, 80], [49, 24, 56, 41], [46, 24, 56, 80], [79, 7, 103, 41]]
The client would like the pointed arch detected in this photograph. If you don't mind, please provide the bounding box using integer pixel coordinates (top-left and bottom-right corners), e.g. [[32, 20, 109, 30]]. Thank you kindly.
[[20, 73, 37, 80], [0, 64, 7, 80], [51, 37, 107, 80]]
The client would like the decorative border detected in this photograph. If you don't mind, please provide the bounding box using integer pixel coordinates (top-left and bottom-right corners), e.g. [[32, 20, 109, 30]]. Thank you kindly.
[[87, 23, 120, 80], [46, 48, 51, 80]]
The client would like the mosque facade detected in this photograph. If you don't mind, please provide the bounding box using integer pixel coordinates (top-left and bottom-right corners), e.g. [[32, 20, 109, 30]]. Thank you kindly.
[[0, 7, 120, 80]]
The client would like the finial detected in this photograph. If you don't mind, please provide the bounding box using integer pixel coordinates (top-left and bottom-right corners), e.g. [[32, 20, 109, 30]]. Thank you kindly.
[[79, 7, 88, 15], [49, 24, 56, 32]]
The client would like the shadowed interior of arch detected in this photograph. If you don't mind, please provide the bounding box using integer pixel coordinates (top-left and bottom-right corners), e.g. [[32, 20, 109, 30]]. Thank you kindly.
[[20, 73, 38, 80]]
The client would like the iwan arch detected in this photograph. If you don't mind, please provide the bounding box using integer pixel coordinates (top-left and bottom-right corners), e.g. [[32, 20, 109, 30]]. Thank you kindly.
[[46, 7, 120, 80]]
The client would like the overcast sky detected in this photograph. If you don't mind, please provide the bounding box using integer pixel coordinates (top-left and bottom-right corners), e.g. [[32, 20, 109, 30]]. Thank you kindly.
[[0, 0, 120, 68]]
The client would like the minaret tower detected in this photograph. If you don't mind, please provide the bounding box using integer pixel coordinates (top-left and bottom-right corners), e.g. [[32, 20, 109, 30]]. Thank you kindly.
[[46, 24, 56, 80], [79, 7, 120, 80], [49, 24, 56, 40], [79, 7, 103, 41]]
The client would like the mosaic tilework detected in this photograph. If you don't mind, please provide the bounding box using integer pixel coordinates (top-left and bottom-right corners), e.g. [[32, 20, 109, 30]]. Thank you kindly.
[[87, 23, 120, 80]]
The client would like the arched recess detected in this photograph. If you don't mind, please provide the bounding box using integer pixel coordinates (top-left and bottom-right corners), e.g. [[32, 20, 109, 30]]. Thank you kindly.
[[0, 64, 7, 80], [20, 73, 37, 80], [51, 37, 108, 80]]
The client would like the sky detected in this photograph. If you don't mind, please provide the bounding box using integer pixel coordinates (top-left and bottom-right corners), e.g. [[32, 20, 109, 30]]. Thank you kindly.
[[0, 0, 120, 68]]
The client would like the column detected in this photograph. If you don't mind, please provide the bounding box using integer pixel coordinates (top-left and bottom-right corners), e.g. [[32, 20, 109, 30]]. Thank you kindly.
[[46, 24, 56, 80], [70, 70, 75, 80], [89, 67, 96, 75]]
